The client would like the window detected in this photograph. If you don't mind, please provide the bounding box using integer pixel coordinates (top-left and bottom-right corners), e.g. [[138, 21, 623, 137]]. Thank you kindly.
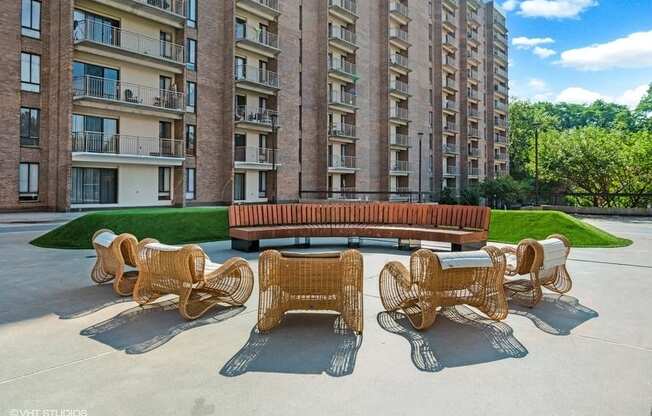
[[19, 163, 39, 201], [160, 31, 172, 59], [186, 0, 197, 27], [186, 38, 196, 71], [21, 52, 40, 92], [186, 168, 196, 200], [235, 18, 246, 40], [21, 0, 41, 38], [20, 107, 40, 146], [71, 114, 119, 153], [186, 125, 196, 155], [71, 167, 117, 204], [186, 81, 196, 113], [158, 167, 171, 200], [234, 173, 245, 201], [235, 56, 247, 79], [73, 61, 119, 99], [258, 171, 267, 199], [73, 9, 119, 45]]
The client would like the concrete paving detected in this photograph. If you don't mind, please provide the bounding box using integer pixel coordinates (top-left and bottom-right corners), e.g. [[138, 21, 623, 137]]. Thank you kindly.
[[0, 217, 650, 416]]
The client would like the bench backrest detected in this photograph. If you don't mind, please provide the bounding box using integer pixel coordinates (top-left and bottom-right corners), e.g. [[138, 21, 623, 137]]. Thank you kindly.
[[229, 203, 491, 231]]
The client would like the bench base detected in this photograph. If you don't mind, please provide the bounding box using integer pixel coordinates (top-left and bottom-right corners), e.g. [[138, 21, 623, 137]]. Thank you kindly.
[[231, 238, 259, 252], [452, 241, 487, 252]]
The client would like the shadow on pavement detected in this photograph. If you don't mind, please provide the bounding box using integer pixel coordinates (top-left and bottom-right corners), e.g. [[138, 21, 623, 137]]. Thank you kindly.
[[509, 294, 599, 335], [80, 300, 246, 354], [378, 306, 527, 372], [220, 314, 362, 377]]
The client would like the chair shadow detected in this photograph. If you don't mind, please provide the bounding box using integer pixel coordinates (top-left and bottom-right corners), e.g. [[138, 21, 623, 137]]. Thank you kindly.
[[80, 301, 246, 354], [220, 313, 363, 377], [57, 284, 134, 320], [509, 294, 599, 335], [378, 306, 527, 372]]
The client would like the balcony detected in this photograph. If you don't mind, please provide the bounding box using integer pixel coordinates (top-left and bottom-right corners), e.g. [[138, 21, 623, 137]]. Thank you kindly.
[[442, 34, 457, 51], [468, 126, 481, 138], [442, 144, 458, 155], [495, 118, 508, 129], [235, 26, 280, 57], [443, 54, 457, 70], [234, 65, 279, 93], [495, 101, 508, 112], [329, 26, 358, 52], [495, 84, 508, 96], [467, 68, 479, 82], [495, 133, 508, 144], [468, 166, 481, 177], [329, 0, 358, 23], [443, 99, 458, 112], [467, 9, 480, 25], [329, 122, 357, 140], [389, 107, 410, 123], [390, 160, 410, 174], [443, 12, 456, 29], [91, 0, 186, 27], [468, 148, 481, 158], [389, 28, 410, 49], [494, 49, 508, 63], [234, 146, 277, 170], [468, 108, 480, 119], [443, 78, 457, 92], [444, 165, 459, 176], [389, 2, 410, 24], [72, 75, 185, 118], [390, 134, 410, 147], [73, 20, 184, 72], [236, 0, 280, 20], [496, 167, 509, 177], [467, 49, 480, 63], [234, 106, 279, 131], [495, 153, 508, 161], [443, 122, 458, 134], [329, 187, 358, 200], [389, 54, 410, 73], [494, 66, 508, 80], [390, 79, 410, 98], [328, 57, 357, 81], [71, 132, 184, 165], [494, 34, 507, 49], [329, 90, 358, 112], [328, 155, 358, 171], [467, 31, 480, 44], [468, 89, 480, 101]]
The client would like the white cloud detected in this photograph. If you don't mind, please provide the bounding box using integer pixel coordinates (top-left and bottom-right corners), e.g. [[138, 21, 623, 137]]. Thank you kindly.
[[559, 31, 652, 71], [555, 84, 648, 108], [512, 36, 555, 49], [533, 46, 557, 58], [501, 0, 520, 12], [518, 0, 598, 19], [528, 78, 548, 91]]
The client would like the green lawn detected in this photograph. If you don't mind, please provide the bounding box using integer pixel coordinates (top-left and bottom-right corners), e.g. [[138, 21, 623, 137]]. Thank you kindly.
[[31, 207, 631, 249]]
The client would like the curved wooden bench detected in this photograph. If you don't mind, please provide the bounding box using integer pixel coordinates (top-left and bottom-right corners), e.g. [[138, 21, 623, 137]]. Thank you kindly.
[[229, 203, 491, 252]]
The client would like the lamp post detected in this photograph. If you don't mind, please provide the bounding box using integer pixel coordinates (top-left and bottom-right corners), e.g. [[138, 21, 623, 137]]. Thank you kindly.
[[534, 123, 540, 206], [270, 113, 278, 204], [418, 132, 424, 203]]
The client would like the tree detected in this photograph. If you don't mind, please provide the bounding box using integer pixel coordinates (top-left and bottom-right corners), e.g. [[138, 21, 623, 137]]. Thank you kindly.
[[480, 177, 530, 209], [634, 83, 652, 131]]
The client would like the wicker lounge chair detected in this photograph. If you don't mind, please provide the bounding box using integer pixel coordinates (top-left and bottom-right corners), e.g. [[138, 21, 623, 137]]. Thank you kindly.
[[257, 250, 364, 333], [133, 240, 254, 320], [91, 229, 155, 296], [500, 234, 572, 307], [379, 246, 507, 330]]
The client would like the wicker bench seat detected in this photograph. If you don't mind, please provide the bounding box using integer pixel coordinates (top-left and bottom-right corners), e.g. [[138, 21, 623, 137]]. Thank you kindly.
[[229, 203, 491, 252]]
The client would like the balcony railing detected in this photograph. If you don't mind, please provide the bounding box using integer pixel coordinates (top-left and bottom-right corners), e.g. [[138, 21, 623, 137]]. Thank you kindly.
[[468, 108, 479, 118], [495, 118, 508, 129], [329, 25, 357, 46], [329, 90, 357, 107], [389, 1, 409, 18], [234, 106, 279, 126], [235, 25, 280, 49], [495, 84, 508, 95], [444, 78, 457, 89], [495, 153, 508, 161], [329, 0, 358, 15], [444, 166, 459, 175], [390, 107, 409, 120], [468, 69, 479, 80], [495, 101, 508, 112], [328, 57, 357, 76], [243, 0, 280, 12], [444, 54, 457, 67], [390, 54, 409, 69], [468, 89, 480, 100], [389, 28, 409, 43], [442, 34, 456, 47], [73, 20, 184, 64], [72, 132, 184, 158], [73, 75, 185, 112], [234, 146, 276, 164], [390, 79, 409, 94], [468, 166, 481, 176], [443, 12, 456, 25], [390, 134, 409, 146], [391, 160, 410, 172], [467, 31, 479, 42], [329, 155, 357, 169], [133, 0, 186, 17], [495, 133, 508, 144], [468, 127, 480, 137], [495, 66, 508, 79], [234, 65, 279, 89], [443, 99, 457, 111], [329, 187, 358, 200], [468, 148, 481, 157], [496, 168, 509, 177], [444, 122, 458, 132], [494, 49, 507, 62], [467, 49, 480, 61], [442, 144, 458, 154], [329, 122, 357, 138]]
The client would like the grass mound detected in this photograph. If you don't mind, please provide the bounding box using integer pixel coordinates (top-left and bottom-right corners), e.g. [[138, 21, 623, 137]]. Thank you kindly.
[[31, 207, 230, 249], [31, 207, 631, 249], [489, 210, 631, 248]]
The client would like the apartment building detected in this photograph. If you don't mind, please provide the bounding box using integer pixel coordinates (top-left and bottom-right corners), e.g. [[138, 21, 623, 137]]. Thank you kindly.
[[0, 0, 507, 211]]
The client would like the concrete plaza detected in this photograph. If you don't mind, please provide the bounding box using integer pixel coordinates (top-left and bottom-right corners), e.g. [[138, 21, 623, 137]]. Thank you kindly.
[[0, 216, 650, 416]]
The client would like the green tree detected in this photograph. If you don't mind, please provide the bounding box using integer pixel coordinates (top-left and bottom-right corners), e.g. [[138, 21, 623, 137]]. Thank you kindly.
[[480, 177, 530, 208], [634, 83, 652, 131]]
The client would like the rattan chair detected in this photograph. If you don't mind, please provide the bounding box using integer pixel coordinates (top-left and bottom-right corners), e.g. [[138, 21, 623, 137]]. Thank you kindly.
[[500, 234, 572, 307], [133, 240, 254, 320], [379, 246, 507, 330], [257, 250, 364, 333], [91, 229, 155, 296]]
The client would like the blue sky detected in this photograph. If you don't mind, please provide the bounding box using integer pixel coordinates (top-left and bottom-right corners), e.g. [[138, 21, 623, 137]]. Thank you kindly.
[[502, 0, 652, 108]]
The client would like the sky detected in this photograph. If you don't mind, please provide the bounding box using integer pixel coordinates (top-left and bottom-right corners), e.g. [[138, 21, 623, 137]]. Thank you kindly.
[[500, 0, 652, 108]]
